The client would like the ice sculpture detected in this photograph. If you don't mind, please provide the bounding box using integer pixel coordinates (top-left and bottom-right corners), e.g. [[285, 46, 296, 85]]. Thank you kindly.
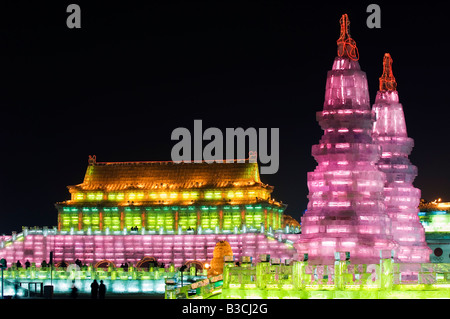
[[295, 14, 396, 264], [372, 53, 431, 262], [207, 240, 233, 277]]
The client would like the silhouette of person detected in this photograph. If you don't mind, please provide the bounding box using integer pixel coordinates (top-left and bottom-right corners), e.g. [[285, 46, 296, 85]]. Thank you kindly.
[[90, 279, 99, 299], [99, 280, 106, 299], [70, 280, 78, 299]]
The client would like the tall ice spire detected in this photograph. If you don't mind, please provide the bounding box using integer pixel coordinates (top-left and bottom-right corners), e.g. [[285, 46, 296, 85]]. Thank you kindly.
[[295, 15, 396, 264], [372, 53, 431, 262]]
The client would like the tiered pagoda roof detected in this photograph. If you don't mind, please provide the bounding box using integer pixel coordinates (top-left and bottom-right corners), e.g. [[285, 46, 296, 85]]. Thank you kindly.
[[69, 156, 268, 192]]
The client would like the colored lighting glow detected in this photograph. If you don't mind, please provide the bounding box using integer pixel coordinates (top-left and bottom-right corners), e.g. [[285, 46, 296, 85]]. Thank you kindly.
[[372, 53, 430, 262], [379, 53, 397, 92], [185, 257, 450, 300], [73, 188, 269, 204], [296, 15, 396, 264], [2, 149, 292, 298], [437, 203, 450, 208], [420, 212, 450, 232]]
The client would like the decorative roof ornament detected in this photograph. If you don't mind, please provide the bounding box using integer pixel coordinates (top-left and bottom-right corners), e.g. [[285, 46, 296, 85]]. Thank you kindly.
[[337, 14, 359, 61], [88, 155, 97, 165], [249, 151, 257, 163], [379, 53, 397, 91]]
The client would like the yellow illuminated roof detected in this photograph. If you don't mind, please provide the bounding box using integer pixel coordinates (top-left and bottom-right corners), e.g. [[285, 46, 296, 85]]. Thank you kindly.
[[419, 198, 450, 211], [68, 157, 264, 192]]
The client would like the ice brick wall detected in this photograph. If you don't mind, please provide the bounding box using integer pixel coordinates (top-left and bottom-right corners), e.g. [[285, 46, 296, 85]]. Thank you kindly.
[[0, 232, 299, 267]]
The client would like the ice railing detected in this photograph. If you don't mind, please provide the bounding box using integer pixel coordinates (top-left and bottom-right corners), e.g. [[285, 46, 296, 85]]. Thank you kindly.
[[165, 273, 224, 299], [219, 254, 450, 292], [0, 226, 300, 249], [0, 262, 206, 282], [0, 227, 58, 248]]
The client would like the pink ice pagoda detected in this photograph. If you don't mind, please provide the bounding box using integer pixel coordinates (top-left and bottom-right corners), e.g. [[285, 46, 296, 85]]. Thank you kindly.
[[295, 14, 397, 264], [372, 53, 431, 262]]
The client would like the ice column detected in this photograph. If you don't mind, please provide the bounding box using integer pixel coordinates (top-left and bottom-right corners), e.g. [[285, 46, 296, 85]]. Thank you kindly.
[[295, 15, 396, 264], [372, 53, 431, 262]]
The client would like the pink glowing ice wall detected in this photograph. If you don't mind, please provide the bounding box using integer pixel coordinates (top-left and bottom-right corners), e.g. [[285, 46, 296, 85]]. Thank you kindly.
[[372, 53, 431, 262], [295, 15, 396, 264]]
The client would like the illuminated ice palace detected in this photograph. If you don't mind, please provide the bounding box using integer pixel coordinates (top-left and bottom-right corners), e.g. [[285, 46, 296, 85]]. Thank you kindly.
[[2, 14, 450, 299]]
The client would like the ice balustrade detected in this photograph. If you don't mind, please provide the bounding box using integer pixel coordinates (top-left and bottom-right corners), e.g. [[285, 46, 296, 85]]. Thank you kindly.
[[1, 262, 190, 281], [165, 273, 224, 299], [229, 261, 449, 294], [175, 253, 450, 299], [1, 225, 299, 242]]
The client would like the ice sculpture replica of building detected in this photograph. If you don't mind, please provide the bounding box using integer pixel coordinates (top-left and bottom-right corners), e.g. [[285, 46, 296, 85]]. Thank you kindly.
[[372, 53, 431, 262], [295, 14, 397, 264], [0, 156, 298, 276]]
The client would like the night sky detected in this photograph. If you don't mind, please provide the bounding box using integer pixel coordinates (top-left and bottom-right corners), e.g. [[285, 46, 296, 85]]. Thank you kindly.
[[0, 1, 449, 234]]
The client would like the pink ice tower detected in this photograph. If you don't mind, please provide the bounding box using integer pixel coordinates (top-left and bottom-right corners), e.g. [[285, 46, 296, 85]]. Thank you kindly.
[[372, 53, 431, 262], [295, 14, 396, 264]]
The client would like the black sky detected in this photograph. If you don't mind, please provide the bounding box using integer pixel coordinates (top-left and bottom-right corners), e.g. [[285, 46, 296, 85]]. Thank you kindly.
[[0, 1, 449, 234]]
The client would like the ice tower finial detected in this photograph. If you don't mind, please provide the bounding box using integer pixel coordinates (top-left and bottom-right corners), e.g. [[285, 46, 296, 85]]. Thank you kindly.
[[379, 53, 397, 91], [337, 14, 359, 61]]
